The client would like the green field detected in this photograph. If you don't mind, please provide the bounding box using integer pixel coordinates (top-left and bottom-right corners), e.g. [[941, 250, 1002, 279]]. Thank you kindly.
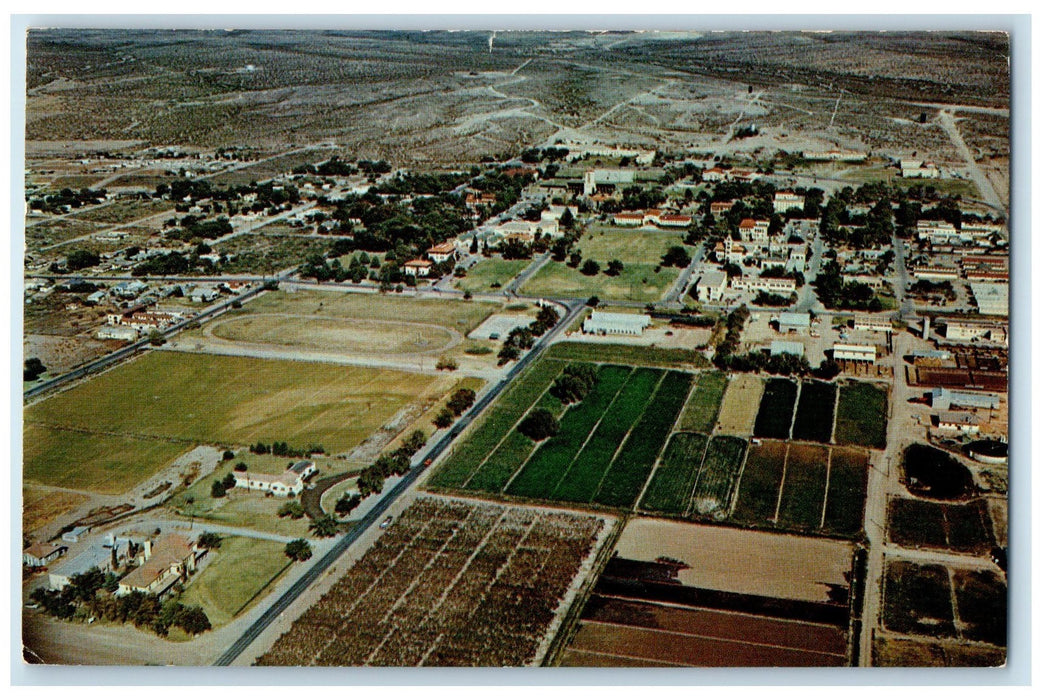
[[434, 358, 693, 512], [26, 352, 438, 459], [544, 341, 708, 369], [179, 536, 292, 627], [428, 359, 564, 489], [888, 498, 994, 553], [639, 432, 709, 515], [883, 560, 957, 639], [593, 371, 693, 508], [753, 378, 798, 439], [952, 569, 1007, 646], [791, 380, 837, 443], [777, 443, 830, 530], [822, 447, 870, 536], [521, 261, 681, 303], [552, 367, 662, 503], [834, 381, 889, 449], [506, 365, 630, 498], [23, 424, 188, 494], [688, 435, 748, 519], [454, 258, 530, 293], [732, 441, 787, 525], [677, 372, 728, 432]]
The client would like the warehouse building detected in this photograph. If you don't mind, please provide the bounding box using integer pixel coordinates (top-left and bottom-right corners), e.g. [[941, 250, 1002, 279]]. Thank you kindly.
[[770, 340, 805, 357], [969, 282, 1009, 316], [934, 411, 980, 435], [777, 312, 811, 333], [833, 343, 877, 363], [930, 388, 1000, 411], [583, 311, 651, 336]]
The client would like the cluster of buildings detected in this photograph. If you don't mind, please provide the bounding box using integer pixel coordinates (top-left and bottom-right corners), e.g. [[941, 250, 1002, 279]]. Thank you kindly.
[[99, 306, 185, 338], [232, 460, 318, 497], [611, 209, 692, 229]]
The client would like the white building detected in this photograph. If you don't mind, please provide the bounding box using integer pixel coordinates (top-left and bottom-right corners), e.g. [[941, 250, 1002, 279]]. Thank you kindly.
[[900, 159, 940, 178], [426, 241, 458, 264], [695, 270, 728, 302], [738, 218, 770, 243], [403, 259, 434, 278], [935, 411, 980, 435], [941, 317, 1008, 345], [969, 282, 1009, 316], [233, 460, 316, 497], [833, 343, 877, 363], [583, 311, 652, 336], [770, 340, 805, 357], [777, 312, 811, 333], [95, 325, 140, 341], [853, 315, 893, 334], [773, 191, 804, 214], [731, 276, 797, 294], [23, 541, 68, 568], [583, 169, 636, 196]]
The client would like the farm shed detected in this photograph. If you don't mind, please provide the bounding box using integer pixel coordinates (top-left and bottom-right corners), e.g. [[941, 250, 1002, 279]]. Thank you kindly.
[[770, 340, 805, 357], [934, 411, 980, 435], [777, 312, 811, 333], [582, 311, 652, 336], [930, 388, 1000, 411], [833, 344, 876, 363]]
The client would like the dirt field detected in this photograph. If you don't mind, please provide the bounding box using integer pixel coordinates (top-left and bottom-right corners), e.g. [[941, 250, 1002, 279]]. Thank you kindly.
[[207, 313, 459, 355], [716, 374, 764, 435], [24, 334, 125, 375], [565, 618, 846, 667], [614, 518, 852, 603], [22, 484, 88, 534]]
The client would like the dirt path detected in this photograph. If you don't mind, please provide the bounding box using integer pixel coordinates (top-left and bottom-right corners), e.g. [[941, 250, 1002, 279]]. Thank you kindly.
[[937, 109, 1008, 217]]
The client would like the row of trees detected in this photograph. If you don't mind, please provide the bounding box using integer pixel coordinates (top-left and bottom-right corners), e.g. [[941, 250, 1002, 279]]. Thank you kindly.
[[434, 387, 478, 430], [497, 304, 560, 365], [354, 430, 428, 501]]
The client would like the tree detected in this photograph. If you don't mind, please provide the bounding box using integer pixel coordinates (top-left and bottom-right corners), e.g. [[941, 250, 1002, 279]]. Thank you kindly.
[[580, 260, 600, 276], [148, 330, 167, 347], [173, 605, 211, 635], [605, 259, 624, 276], [518, 409, 560, 441], [197, 532, 222, 550], [559, 207, 575, 231], [277, 501, 306, 519], [210, 480, 227, 498], [335, 493, 362, 517], [446, 388, 477, 416], [24, 357, 46, 381], [221, 450, 235, 461], [221, 473, 237, 490], [433, 408, 455, 429], [285, 538, 312, 561], [66, 249, 101, 271], [662, 245, 692, 268], [586, 295, 600, 307], [309, 515, 340, 538]]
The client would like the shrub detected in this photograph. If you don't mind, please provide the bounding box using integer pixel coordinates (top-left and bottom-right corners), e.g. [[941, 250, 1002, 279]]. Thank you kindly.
[[277, 501, 305, 519], [285, 539, 312, 561], [434, 408, 455, 429], [210, 480, 227, 498], [197, 532, 222, 550]]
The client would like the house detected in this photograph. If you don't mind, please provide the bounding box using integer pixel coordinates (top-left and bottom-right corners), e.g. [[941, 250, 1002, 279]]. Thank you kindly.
[[426, 241, 458, 264], [48, 535, 136, 590], [770, 340, 805, 357], [23, 541, 68, 568], [189, 285, 220, 303], [917, 220, 960, 244], [715, 238, 748, 265], [106, 309, 184, 333], [934, 411, 980, 435], [656, 214, 693, 228], [969, 282, 1008, 316], [710, 200, 735, 217], [582, 311, 651, 336], [833, 343, 877, 363], [773, 191, 804, 214], [86, 290, 108, 305], [112, 280, 148, 299], [900, 159, 940, 178], [694, 270, 728, 302], [116, 533, 200, 597], [853, 315, 893, 334], [702, 167, 727, 182], [777, 312, 811, 333], [403, 259, 434, 278], [61, 526, 90, 543], [233, 461, 315, 497]]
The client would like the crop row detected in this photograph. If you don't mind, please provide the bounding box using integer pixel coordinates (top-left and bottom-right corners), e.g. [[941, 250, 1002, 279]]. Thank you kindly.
[[258, 497, 604, 667]]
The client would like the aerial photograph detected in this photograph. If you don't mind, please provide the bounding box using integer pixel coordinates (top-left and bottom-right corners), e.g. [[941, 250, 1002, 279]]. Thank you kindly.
[[19, 27, 1010, 669]]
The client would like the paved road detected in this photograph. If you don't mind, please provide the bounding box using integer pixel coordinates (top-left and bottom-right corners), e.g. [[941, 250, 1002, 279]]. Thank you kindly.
[[211, 299, 583, 666]]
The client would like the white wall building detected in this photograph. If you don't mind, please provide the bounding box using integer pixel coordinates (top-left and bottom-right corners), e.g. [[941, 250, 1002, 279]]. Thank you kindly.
[[833, 343, 877, 363], [695, 270, 728, 302], [583, 310, 652, 336]]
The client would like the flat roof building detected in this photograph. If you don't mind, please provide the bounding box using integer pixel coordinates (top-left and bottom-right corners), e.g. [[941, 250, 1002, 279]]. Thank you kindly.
[[969, 282, 1009, 316], [694, 270, 728, 302], [583, 310, 651, 336], [833, 343, 877, 363], [777, 312, 811, 333], [770, 340, 805, 357]]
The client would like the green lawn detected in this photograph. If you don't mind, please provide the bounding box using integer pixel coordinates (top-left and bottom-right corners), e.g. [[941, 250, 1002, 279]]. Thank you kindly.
[[731, 441, 787, 525], [753, 378, 798, 440], [23, 425, 188, 495], [454, 258, 530, 293], [26, 351, 437, 454], [520, 261, 680, 303], [777, 444, 830, 530], [791, 380, 837, 444], [834, 381, 889, 449], [179, 536, 292, 627], [822, 447, 870, 536], [677, 371, 728, 432], [170, 460, 313, 539], [577, 227, 685, 263]]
